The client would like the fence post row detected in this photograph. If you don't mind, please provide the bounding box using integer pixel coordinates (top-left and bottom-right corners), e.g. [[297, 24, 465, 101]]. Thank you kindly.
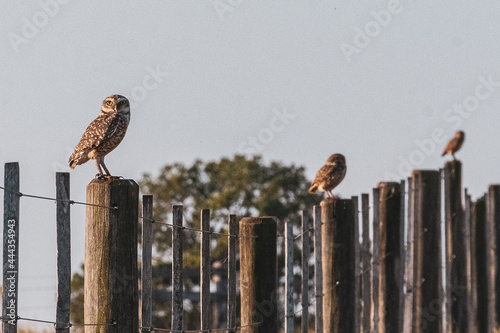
[[5, 160, 500, 333]]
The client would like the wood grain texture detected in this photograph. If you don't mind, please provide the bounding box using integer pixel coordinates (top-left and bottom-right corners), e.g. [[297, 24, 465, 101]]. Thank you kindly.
[[84, 178, 139, 333], [321, 197, 355, 333], [141, 195, 153, 330], [377, 182, 403, 333], [412, 170, 442, 333], [56, 172, 71, 332], [239, 217, 277, 333]]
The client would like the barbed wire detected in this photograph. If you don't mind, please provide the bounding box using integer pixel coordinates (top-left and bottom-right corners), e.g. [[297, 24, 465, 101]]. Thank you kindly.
[[0, 185, 118, 210]]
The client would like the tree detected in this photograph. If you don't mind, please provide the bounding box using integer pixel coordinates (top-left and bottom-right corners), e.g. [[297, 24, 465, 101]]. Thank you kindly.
[[70, 155, 321, 329]]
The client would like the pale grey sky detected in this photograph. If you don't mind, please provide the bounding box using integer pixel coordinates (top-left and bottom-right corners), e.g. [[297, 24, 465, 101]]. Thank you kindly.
[[1, 0, 500, 329]]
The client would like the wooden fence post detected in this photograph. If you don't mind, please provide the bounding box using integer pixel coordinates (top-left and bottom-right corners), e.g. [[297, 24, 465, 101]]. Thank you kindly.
[[200, 209, 211, 331], [487, 185, 500, 332], [411, 170, 442, 333], [361, 193, 371, 333], [471, 196, 487, 333], [313, 205, 323, 333], [240, 217, 278, 333], [172, 205, 184, 331], [444, 160, 469, 332], [464, 190, 475, 333], [285, 220, 294, 333], [301, 211, 310, 333], [377, 182, 403, 333], [372, 188, 380, 333], [141, 195, 153, 331], [84, 179, 139, 333], [321, 197, 356, 333], [352, 195, 362, 333], [56, 172, 71, 333], [403, 177, 414, 332], [2, 162, 20, 333], [227, 214, 237, 333]]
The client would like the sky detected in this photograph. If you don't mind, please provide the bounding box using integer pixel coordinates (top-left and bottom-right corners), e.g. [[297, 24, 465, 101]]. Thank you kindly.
[[1, 0, 500, 329]]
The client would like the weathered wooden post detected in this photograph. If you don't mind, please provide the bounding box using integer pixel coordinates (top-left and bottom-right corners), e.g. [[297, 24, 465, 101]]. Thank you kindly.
[[301, 211, 310, 333], [240, 217, 278, 333], [56, 172, 71, 333], [471, 196, 487, 333], [172, 205, 184, 331], [200, 209, 211, 331], [372, 188, 380, 333], [284, 220, 294, 333], [444, 160, 469, 332], [352, 195, 362, 333], [361, 193, 371, 333], [321, 197, 356, 333], [227, 214, 238, 333], [141, 195, 153, 332], [84, 179, 139, 333], [376, 182, 403, 333], [487, 185, 500, 332], [3, 162, 20, 333], [403, 177, 414, 332], [313, 205, 323, 333], [412, 170, 442, 333]]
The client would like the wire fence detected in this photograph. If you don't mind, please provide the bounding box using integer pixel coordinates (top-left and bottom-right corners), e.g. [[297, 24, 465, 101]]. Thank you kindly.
[[0, 160, 498, 332]]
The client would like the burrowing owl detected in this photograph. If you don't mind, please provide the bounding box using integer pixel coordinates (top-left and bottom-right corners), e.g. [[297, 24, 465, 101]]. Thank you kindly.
[[69, 95, 130, 178], [442, 131, 465, 160], [309, 154, 347, 198]]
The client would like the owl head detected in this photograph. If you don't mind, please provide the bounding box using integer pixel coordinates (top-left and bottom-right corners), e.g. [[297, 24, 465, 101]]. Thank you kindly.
[[326, 153, 346, 165], [101, 95, 130, 116], [455, 130, 465, 138]]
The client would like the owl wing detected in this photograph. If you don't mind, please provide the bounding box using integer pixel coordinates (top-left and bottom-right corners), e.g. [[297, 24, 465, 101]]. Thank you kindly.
[[442, 137, 459, 155], [69, 115, 120, 163]]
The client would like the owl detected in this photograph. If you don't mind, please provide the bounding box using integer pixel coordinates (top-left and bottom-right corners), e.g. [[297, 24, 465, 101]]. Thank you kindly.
[[69, 95, 130, 179], [441, 131, 465, 160], [309, 154, 347, 198]]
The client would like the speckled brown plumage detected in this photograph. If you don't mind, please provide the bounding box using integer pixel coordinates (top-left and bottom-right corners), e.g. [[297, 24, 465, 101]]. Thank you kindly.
[[69, 95, 130, 178], [309, 154, 346, 198], [442, 131, 465, 160]]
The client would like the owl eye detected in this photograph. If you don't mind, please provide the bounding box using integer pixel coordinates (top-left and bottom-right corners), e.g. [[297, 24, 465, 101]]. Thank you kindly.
[[106, 101, 113, 106]]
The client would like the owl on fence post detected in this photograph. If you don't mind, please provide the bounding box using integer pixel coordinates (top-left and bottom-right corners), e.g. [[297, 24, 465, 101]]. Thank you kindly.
[[69, 95, 130, 179], [309, 154, 347, 198], [441, 131, 465, 161]]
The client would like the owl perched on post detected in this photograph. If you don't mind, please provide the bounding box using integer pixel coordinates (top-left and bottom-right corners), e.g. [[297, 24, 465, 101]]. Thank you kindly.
[[69, 95, 130, 179], [441, 131, 465, 160], [309, 154, 347, 198]]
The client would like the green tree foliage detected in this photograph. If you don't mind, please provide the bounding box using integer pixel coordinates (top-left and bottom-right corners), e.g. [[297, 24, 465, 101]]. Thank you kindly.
[[139, 155, 319, 266]]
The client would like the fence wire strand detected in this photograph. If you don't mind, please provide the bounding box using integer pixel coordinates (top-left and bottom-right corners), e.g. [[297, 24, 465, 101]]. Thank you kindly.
[[0, 185, 118, 210]]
